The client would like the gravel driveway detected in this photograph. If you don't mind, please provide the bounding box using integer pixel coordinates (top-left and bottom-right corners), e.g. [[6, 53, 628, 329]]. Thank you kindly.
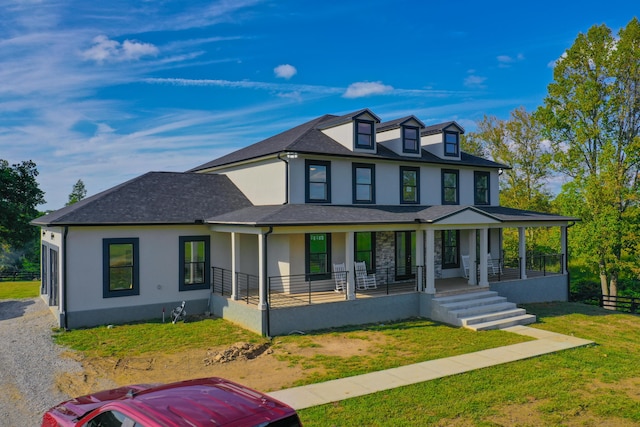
[[0, 297, 84, 426]]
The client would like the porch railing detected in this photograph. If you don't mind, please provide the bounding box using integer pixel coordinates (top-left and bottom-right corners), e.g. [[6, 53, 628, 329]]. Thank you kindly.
[[473, 254, 565, 282], [211, 267, 259, 305], [268, 272, 349, 307]]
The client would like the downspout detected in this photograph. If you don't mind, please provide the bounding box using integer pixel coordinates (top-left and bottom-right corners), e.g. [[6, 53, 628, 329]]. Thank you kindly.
[[263, 226, 273, 338], [62, 226, 69, 330], [276, 153, 290, 205], [566, 221, 576, 300]]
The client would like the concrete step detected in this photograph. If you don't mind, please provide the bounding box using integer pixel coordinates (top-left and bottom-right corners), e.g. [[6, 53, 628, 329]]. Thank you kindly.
[[449, 302, 517, 319], [466, 314, 537, 331], [461, 308, 527, 326], [433, 290, 497, 304], [438, 296, 507, 311]]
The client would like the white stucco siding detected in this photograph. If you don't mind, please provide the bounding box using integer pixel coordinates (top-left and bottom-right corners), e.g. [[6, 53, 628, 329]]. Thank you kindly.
[[459, 169, 475, 205], [220, 159, 285, 205], [330, 159, 352, 204], [321, 121, 354, 151], [375, 162, 399, 204], [64, 225, 214, 313], [421, 133, 443, 157]]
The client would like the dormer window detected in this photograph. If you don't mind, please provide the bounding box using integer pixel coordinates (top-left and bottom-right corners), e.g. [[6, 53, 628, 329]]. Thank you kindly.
[[402, 126, 420, 154], [355, 119, 375, 149], [444, 131, 459, 156]]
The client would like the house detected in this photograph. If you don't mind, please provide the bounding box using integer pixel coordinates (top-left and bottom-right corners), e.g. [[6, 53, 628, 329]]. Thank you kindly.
[[32, 109, 576, 336]]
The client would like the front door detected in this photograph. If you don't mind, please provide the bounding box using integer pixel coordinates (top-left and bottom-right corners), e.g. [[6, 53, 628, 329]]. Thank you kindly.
[[395, 231, 415, 280]]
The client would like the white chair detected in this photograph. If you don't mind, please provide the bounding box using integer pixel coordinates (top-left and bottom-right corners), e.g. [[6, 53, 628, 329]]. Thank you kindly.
[[487, 254, 501, 275], [354, 261, 377, 290], [332, 263, 347, 292], [461, 255, 470, 279]]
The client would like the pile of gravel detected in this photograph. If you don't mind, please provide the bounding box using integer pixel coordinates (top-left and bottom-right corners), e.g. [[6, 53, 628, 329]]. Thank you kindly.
[[0, 298, 84, 426]]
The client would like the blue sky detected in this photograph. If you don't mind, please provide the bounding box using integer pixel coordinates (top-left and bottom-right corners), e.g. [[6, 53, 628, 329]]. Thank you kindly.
[[0, 0, 636, 210]]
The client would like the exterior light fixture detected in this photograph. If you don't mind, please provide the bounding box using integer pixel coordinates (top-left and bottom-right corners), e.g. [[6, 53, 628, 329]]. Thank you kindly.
[[285, 152, 298, 159]]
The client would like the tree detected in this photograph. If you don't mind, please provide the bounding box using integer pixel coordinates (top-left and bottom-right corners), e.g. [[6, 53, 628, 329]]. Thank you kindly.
[[0, 159, 46, 249], [537, 18, 640, 299], [66, 179, 87, 206]]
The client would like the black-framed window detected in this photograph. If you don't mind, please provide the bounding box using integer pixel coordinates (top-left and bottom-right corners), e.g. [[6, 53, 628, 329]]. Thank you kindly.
[[402, 126, 420, 154], [41, 244, 47, 295], [306, 233, 331, 280], [355, 232, 376, 270], [305, 160, 331, 203], [442, 230, 460, 269], [353, 163, 375, 204], [474, 171, 490, 205], [355, 119, 375, 149], [442, 169, 459, 205], [179, 236, 210, 291], [103, 238, 139, 298], [400, 166, 420, 204], [444, 131, 459, 156]]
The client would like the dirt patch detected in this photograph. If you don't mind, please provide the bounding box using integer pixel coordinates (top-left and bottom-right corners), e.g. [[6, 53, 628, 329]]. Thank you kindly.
[[56, 333, 389, 397]]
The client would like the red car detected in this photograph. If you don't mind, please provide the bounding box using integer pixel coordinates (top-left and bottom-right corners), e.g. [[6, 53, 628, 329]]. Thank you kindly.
[[42, 377, 302, 427]]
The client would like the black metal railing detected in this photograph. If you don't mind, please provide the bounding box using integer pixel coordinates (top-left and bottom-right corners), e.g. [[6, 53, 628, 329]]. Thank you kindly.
[[474, 254, 564, 282], [268, 272, 349, 308], [211, 267, 259, 304], [577, 293, 640, 314]]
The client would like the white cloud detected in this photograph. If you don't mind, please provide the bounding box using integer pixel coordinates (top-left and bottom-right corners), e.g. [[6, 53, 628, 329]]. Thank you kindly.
[[274, 64, 297, 79], [497, 55, 514, 64], [343, 81, 393, 98], [463, 74, 487, 89], [82, 35, 159, 63], [497, 53, 525, 68]]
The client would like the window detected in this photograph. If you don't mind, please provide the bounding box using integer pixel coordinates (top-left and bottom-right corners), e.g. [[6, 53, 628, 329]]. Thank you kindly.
[[179, 236, 210, 291], [442, 169, 459, 205], [103, 238, 139, 298], [355, 232, 376, 270], [353, 163, 375, 203], [442, 230, 460, 269], [355, 119, 375, 149], [400, 166, 420, 204], [86, 410, 137, 427], [444, 131, 459, 156], [305, 160, 331, 203], [474, 171, 490, 205], [402, 126, 420, 154], [306, 233, 331, 280]]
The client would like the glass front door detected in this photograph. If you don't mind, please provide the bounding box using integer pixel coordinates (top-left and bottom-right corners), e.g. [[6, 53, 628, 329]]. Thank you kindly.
[[395, 231, 416, 280]]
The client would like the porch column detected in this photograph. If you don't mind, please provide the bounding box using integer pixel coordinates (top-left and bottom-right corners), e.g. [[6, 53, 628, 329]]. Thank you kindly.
[[257, 233, 267, 310], [345, 231, 356, 300], [231, 232, 240, 300], [425, 228, 435, 294], [415, 230, 424, 291], [468, 229, 477, 285], [561, 225, 568, 274], [519, 227, 528, 279], [479, 229, 489, 287]]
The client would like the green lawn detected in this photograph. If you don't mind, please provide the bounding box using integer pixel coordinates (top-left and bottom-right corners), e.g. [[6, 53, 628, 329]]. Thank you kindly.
[[0, 280, 40, 299]]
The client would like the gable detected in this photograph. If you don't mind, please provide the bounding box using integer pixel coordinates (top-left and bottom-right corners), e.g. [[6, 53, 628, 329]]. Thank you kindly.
[[431, 207, 501, 225]]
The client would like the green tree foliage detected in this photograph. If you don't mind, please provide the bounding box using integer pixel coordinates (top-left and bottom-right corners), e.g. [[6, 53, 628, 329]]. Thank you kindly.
[[537, 18, 640, 297], [66, 179, 87, 206], [0, 159, 46, 248], [465, 108, 556, 256]]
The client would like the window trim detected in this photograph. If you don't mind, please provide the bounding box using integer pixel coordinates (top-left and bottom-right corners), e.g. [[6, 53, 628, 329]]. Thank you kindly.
[[442, 169, 459, 205], [474, 171, 490, 205], [352, 163, 375, 204], [442, 230, 460, 269], [179, 235, 211, 291], [444, 130, 459, 157], [305, 233, 332, 280], [103, 238, 139, 298], [402, 125, 420, 154], [305, 160, 331, 203], [400, 166, 420, 204], [354, 119, 375, 150]]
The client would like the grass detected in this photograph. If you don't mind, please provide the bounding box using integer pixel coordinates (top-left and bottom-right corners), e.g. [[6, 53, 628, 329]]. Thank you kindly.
[[0, 280, 40, 299], [298, 303, 640, 426]]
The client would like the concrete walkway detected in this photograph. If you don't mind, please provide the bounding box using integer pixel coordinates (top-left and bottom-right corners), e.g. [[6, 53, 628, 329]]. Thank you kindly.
[[267, 326, 593, 410]]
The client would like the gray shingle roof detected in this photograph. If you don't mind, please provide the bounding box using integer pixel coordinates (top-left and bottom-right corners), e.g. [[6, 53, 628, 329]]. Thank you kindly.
[[31, 172, 252, 226], [189, 113, 507, 171], [422, 121, 465, 136], [206, 204, 577, 226]]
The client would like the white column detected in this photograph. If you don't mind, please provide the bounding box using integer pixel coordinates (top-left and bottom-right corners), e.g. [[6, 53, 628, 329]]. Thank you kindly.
[[468, 229, 477, 285], [345, 231, 356, 300], [231, 232, 239, 300], [425, 228, 435, 294], [479, 228, 489, 286], [416, 230, 424, 291], [257, 233, 267, 310], [519, 227, 528, 279], [560, 225, 568, 274]]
